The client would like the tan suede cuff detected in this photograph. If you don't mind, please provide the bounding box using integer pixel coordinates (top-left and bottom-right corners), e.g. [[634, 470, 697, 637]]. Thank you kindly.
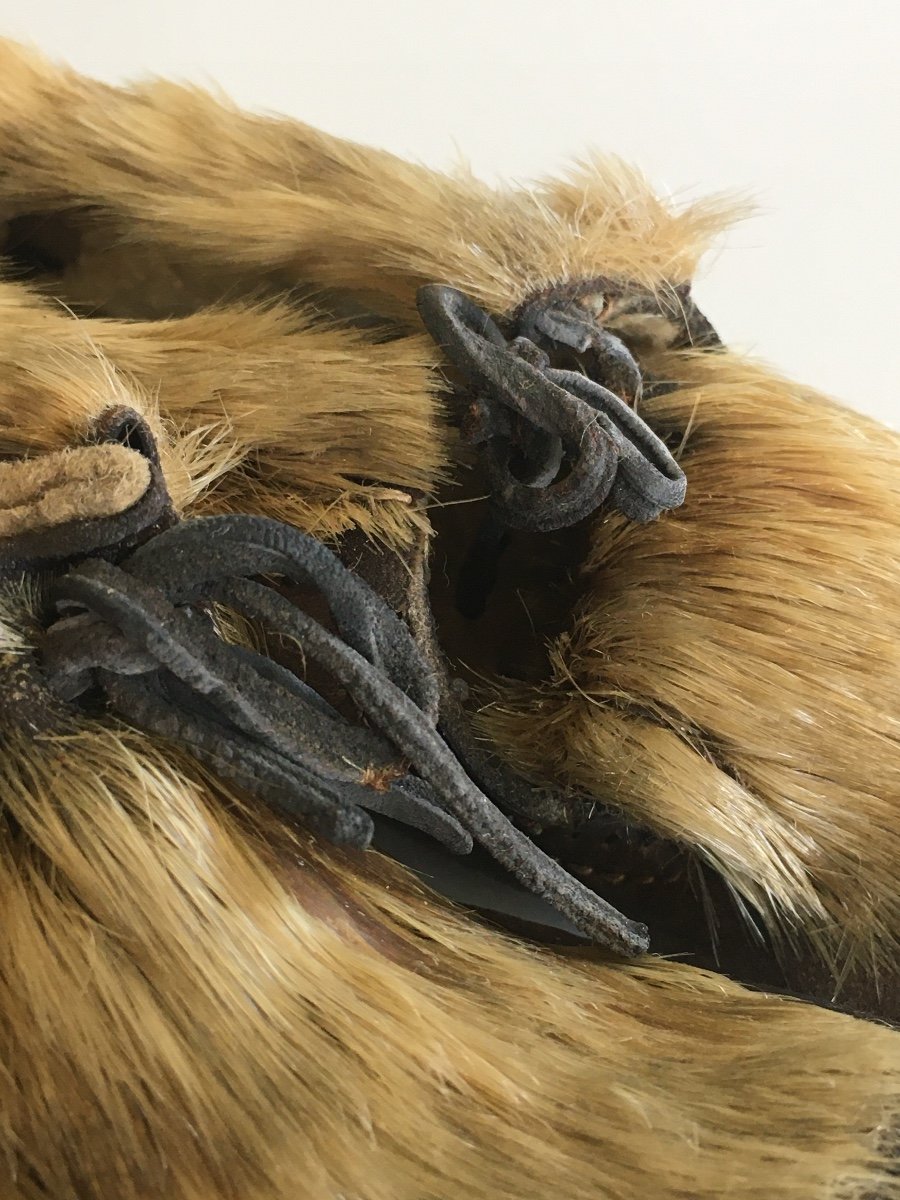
[[0, 443, 150, 537]]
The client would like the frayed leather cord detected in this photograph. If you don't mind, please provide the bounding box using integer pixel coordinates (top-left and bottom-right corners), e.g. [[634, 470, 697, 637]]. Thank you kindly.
[[41, 514, 649, 956]]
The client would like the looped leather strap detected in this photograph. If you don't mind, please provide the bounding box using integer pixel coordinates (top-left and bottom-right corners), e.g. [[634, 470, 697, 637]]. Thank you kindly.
[[417, 284, 688, 532], [41, 514, 649, 956]]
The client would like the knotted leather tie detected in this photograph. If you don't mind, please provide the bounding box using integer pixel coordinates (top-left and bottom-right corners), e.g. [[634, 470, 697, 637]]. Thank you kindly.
[[41, 514, 649, 956], [416, 283, 689, 532]]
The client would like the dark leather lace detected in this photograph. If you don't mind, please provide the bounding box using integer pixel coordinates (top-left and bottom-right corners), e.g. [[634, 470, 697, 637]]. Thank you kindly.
[[41, 514, 649, 956], [416, 284, 687, 532]]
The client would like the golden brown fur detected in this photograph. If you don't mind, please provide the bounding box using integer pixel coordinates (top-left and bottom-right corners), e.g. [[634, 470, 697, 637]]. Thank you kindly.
[[483, 350, 900, 978], [0, 42, 735, 324], [0, 281, 443, 543], [1, 586, 898, 1199], [0, 39, 898, 1198]]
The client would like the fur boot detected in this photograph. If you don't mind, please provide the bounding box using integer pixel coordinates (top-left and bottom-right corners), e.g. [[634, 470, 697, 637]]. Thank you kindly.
[[0, 40, 898, 1199]]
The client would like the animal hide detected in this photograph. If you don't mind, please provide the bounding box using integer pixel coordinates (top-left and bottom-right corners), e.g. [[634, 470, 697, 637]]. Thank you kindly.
[[0, 39, 898, 1200]]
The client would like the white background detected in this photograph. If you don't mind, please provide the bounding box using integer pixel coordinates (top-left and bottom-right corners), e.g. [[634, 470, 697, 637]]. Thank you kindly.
[[0, 1, 896, 423]]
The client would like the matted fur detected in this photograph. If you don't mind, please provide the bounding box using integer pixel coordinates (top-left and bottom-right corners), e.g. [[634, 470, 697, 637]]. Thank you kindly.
[[0, 40, 898, 1198]]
